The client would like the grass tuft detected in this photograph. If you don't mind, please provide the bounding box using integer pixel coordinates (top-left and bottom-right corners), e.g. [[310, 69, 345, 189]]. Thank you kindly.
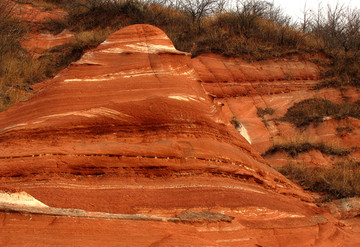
[[276, 162, 360, 201], [263, 140, 350, 158], [282, 98, 360, 127], [257, 107, 275, 118]]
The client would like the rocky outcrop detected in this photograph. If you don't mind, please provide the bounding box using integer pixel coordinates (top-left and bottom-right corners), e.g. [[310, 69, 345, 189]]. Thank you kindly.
[[3, 0, 72, 57], [326, 197, 360, 220], [192, 53, 360, 167], [20, 30, 74, 57], [0, 24, 358, 246], [193, 53, 323, 98]]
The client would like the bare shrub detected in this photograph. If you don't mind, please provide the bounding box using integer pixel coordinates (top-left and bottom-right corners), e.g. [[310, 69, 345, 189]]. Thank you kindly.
[[307, 3, 360, 87], [177, 0, 221, 32]]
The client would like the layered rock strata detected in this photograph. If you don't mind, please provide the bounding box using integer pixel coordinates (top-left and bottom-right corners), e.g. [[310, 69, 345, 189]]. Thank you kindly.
[[0, 24, 358, 246], [192, 53, 360, 166], [20, 30, 74, 56]]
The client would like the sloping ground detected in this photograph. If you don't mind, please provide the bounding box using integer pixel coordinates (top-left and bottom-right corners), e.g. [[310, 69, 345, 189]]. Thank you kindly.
[[0, 24, 358, 246], [192, 53, 360, 167], [4, 0, 73, 57], [4, 0, 66, 24]]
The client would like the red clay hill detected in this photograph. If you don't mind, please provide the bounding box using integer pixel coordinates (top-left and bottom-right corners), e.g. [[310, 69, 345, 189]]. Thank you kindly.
[[0, 24, 359, 246]]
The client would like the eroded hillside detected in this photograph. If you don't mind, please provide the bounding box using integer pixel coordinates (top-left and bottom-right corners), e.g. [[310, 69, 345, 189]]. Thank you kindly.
[[1, 23, 359, 246], [1, 0, 360, 246]]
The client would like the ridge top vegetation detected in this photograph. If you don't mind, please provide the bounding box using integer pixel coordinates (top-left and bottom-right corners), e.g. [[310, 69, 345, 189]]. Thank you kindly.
[[0, 0, 359, 110]]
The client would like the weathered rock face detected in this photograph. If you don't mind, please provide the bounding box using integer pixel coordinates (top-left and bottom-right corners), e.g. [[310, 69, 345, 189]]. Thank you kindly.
[[192, 53, 360, 167], [0, 24, 358, 246], [193, 53, 323, 98], [20, 30, 74, 57], [3, 0, 72, 57], [326, 197, 360, 220]]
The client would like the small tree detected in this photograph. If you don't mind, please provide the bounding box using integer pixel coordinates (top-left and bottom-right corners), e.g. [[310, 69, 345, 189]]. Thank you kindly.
[[310, 3, 360, 55], [178, 0, 224, 32]]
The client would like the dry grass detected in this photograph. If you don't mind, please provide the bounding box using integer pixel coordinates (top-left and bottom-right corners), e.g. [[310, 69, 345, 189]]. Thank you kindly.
[[1, 0, 360, 111], [263, 140, 350, 158], [0, 51, 55, 110], [74, 28, 113, 48], [0, 1, 116, 111], [0, 1, 31, 110], [282, 98, 360, 127], [257, 107, 274, 118], [59, 0, 315, 59], [189, 12, 310, 59], [315, 53, 360, 89], [276, 162, 360, 201]]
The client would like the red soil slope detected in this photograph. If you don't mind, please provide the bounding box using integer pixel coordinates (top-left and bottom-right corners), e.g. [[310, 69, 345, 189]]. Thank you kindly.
[[0, 24, 358, 246]]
